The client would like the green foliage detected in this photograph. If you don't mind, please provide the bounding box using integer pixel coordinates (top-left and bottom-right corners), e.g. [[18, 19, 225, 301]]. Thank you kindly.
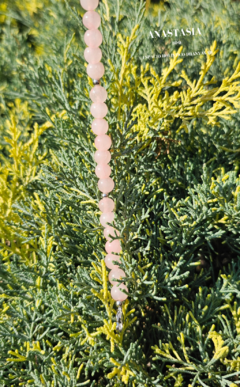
[[0, 0, 240, 386]]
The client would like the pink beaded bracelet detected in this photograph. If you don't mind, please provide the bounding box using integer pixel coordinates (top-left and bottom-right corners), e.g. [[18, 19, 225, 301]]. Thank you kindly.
[[80, 0, 128, 331]]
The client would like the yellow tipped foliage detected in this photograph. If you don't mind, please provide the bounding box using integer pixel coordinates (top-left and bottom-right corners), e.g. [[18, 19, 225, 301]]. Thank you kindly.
[[131, 42, 240, 140], [208, 331, 229, 360], [0, 100, 51, 265], [1, 0, 240, 385]]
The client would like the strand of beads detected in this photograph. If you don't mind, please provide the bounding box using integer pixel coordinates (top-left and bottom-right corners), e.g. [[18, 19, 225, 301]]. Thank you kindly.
[[80, 0, 128, 329]]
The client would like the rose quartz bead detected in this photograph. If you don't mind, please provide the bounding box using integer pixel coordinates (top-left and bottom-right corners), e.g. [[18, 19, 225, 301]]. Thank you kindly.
[[80, 0, 99, 11], [94, 135, 111, 151], [91, 103, 108, 119], [109, 268, 126, 285], [105, 239, 121, 254], [105, 254, 121, 270], [84, 47, 102, 64], [98, 197, 114, 212], [92, 119, 108, 135], [111, 284, 128, 301], [90, 85, 107, 103], [104, 226, 119, 240], [95, 164, 111, 179], [98, 177, 114, 193], [94, 150, 111, 164], [87, 63, 105, 79], [84, 29, 102, 48], [100, 212, 114, 227], [83, 11, 101, 29]]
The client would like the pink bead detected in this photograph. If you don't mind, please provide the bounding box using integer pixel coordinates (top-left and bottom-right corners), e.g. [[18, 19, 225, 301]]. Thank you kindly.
[[95, 164, 111, 179], [105, 239, 121, 254], [94, 150, 111, 164], [105, 254, 121, 270], [80, 0, 99, 11], [92, 119, 108, 135], [84, 47, 102, 64], [104, 226, 119, 239], [98, 177, 114, 193], [98, 197, 114, 212], [94, 135, 112, 151], [104, 226, 120, 240], [111, 284, 128, 301], [84, 29, 102, 48], [90, 85, 107, 103], [109, 268, 126, 285], [87, 63, 105, 79], [90, 103, 108, 119], [83, 11, 101, 29], [100, 212, 114, 227]]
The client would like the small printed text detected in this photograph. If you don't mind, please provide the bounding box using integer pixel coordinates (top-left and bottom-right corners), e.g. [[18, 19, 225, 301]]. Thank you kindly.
[[142, 50, 212, 60]]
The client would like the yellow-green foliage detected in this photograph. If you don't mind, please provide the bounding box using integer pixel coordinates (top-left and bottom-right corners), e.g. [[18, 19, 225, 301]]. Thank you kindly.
[[2, 22, 240, 385], [1, 0, 240, 386], [0, 0, 45, 22], [146, 0, 168, 14], [0, 0, 50, 57], [109, 32, 240, 142], [0, 99, 50, 263], [152, 300, 240, 381]]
